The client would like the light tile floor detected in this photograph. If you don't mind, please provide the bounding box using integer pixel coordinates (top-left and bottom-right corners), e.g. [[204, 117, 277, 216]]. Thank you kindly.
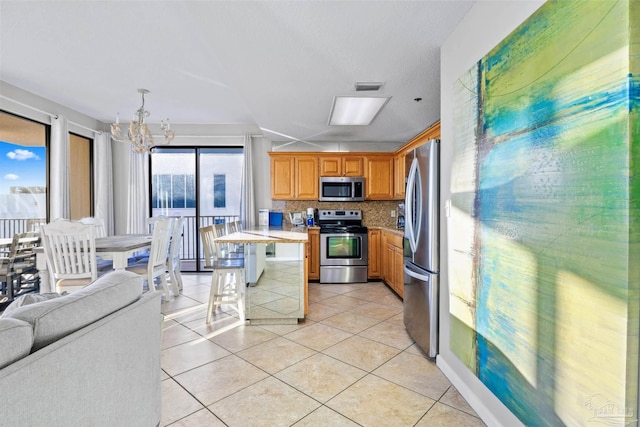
[[160, 273, 487, 427]]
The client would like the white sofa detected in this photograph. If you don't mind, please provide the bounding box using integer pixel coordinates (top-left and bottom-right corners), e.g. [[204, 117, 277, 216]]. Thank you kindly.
[[0, 270, 162, 427]]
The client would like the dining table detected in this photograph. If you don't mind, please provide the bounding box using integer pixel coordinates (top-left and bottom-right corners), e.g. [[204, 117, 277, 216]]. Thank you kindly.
[[31, 234, 152, 293], [95, 234, 152, 270]]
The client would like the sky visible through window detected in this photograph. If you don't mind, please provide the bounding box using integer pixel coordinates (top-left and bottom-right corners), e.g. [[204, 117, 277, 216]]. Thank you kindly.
[[0, 141, 46, 194]]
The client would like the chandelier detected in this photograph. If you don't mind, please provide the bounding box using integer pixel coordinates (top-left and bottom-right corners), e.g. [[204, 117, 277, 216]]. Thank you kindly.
[[111, 88, 175, 153]]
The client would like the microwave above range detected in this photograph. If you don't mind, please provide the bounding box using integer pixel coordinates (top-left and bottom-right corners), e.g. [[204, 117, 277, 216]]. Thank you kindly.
[[319, 176, 365, 202]]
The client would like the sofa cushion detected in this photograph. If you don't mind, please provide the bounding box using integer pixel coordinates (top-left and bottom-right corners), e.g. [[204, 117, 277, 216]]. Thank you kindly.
[[1, 292, 63, 318], [0, 318, 33, 369], [5, 270, 143, 351]]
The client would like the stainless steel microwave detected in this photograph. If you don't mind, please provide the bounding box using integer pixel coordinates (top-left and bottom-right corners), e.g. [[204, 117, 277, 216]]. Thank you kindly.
[[319, 177, 365, 202]]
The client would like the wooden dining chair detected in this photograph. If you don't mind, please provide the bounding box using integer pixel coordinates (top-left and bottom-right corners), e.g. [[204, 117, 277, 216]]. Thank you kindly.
[[226, 220, 244, 256], [166, 217, 185, 293], [11, 231, 40, 296], [199, 225, 245, 323], [78, 217, 107, 238], [127, 217, 176, 299], [40, 221, 98, 294], [78, 217, 112, 271]]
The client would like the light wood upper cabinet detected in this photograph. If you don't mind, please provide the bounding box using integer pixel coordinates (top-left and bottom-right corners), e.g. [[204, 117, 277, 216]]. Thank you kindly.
[[393, 152, 406, 200], [270, 155, 295, 199], [365, 155, 394, 200], [319, 156, 364, 177], [295, 156, 319, 199], [270, 153, 318, 200]]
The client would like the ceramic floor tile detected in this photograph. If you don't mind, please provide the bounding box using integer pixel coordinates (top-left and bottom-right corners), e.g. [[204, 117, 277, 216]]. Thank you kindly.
[[373, 351, 451, 400], [320, 311, 382, 334], [320, 283, 369, 294], [257, 320, 315, 336], [236, 336, 316, 374], [378, 294, 404, 309], [350, 301, 402, 320], [342, 284, 396, 303], [323, 335, 401, 372], [284, 322, 353, 351], [306, 301, 346, 321], [180, 283, 211, 298], [161, 295, 203, 314], [173, 355, 269, 406], [358, 318, 415, 350], [162, 337, 231, 376], [162, 319, 202, 350], [161, 275, 483, 427], [182, 313, 243, 339], [163, 304, 209, 324], [166, 408, 226, 427], [307, 286, 341, 302], [275, 353, 367, 403], [208, 324, 278, 352], [292, 406, 361, 427], [160, 378, 204, 427], [320, 294, 370, 310], [416, 402, 487, 427], [208, 376, 321, 427], [327, 374, 435, 427], [439, 386, 480, 417]]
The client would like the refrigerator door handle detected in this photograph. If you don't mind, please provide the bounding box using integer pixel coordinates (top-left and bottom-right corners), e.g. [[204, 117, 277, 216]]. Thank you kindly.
[[404, 262, 430, 281], [405, 158, 422, 254]]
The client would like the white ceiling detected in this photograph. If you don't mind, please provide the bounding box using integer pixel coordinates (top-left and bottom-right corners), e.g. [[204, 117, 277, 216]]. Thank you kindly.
[[0, 1, 474, 146]]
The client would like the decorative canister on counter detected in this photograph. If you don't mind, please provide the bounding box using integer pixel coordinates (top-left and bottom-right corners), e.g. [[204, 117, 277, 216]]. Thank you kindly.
[[306, 207, 315, 226], [258, 209, 269, 226]]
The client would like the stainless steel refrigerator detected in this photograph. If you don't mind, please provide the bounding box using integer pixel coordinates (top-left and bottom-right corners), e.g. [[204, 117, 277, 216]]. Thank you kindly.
[[403, 139, 439, 358]]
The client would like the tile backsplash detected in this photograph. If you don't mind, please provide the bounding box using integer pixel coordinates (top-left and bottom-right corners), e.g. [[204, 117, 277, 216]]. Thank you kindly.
[[271, 200, 401, 229]]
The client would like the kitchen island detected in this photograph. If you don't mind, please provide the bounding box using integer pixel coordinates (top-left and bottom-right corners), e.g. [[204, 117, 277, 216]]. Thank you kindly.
[[214, 228, 308, 324]]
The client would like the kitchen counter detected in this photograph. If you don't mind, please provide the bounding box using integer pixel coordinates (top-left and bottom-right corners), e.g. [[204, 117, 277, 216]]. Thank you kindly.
[[214, 228, 307, 325], [214, 227, 308, 244], [368, 226, 404, 237]]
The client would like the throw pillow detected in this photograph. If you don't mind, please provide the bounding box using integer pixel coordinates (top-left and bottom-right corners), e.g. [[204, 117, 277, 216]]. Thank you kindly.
[[0, 293, 63, 318]]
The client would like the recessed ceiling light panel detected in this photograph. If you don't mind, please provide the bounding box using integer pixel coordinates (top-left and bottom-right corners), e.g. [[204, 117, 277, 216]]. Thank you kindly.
[[328, 96, 391, 126]]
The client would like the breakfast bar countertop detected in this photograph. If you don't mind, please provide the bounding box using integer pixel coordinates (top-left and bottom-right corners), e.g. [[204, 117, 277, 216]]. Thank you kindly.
[[214, 227, 308, 244]]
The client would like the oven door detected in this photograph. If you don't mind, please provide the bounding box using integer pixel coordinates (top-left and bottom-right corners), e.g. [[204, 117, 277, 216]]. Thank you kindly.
[[320, 233, 368, 266]]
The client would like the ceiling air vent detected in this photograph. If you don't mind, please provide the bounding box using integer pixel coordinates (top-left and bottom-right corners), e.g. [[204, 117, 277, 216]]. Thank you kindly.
[[355, 81, 384, 92]]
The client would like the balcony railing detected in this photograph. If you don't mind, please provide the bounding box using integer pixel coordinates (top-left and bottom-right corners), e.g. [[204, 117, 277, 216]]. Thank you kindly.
[[0, 215, 240, 269]]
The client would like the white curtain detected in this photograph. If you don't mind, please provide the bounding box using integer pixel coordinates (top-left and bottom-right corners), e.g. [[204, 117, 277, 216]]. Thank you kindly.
[[127, 150, 149, 234], [50, 115, 69, 220], [241, 133, 256, 228], [94, 132, 114, 235]]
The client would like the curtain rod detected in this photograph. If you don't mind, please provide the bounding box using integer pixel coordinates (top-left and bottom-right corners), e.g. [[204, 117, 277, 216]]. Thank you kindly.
[[1, 94, 103, 135]]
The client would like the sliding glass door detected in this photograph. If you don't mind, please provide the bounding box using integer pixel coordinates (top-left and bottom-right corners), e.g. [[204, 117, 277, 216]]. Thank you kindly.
[[150, 147, 243, 272], [0, 112, 47, 238]]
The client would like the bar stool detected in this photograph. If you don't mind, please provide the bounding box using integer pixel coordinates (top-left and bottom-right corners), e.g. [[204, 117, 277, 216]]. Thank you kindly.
[[200, 225, 245, 323]]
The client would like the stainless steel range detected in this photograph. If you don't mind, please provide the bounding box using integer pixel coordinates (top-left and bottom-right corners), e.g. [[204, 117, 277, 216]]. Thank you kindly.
[[318, 209, 368, 284]]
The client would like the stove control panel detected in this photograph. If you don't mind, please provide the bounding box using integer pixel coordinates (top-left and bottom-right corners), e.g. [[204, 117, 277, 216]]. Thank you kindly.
[[318, 209, 362, 220]]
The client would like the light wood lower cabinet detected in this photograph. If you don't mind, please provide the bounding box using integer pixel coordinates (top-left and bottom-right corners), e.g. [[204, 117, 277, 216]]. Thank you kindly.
[[374, 229, 404, 298], [307, 227, 320, 281], [367, 229, 381, 279]]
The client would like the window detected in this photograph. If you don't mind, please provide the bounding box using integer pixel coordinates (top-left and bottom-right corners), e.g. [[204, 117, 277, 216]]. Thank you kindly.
[[149, 147, 243, 272], [0, 111, 47, 237], [69, 133, 92, 220], [213, 174, 226, 208], [152, 174, 196, 209]]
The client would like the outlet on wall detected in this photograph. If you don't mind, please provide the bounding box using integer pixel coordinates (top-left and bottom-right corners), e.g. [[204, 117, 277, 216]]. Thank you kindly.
[[390, 210, 396, 218]]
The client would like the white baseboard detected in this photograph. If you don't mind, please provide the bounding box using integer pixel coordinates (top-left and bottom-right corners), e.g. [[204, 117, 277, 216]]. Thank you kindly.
[[437, 354, 525, 427]]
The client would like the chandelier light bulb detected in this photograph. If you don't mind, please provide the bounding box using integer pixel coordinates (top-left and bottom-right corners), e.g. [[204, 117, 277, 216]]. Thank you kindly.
[[111, 89, 174, 153]]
